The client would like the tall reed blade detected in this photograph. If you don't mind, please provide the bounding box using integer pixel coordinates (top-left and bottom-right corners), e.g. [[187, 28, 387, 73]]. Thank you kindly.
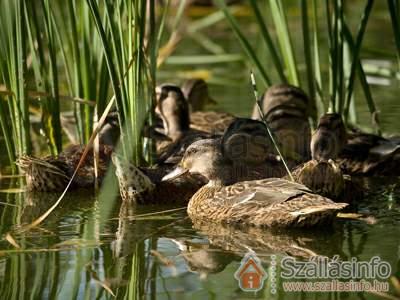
[[343, 0, 374, 121], [388, 0, 400, 69], [269, 0, 300, 86], [249, 0, 287, 83], [250, 71, 294, 182], [301, 0, 317, 122], [342, 23, 381, 134], [213, 0, 272, 86]]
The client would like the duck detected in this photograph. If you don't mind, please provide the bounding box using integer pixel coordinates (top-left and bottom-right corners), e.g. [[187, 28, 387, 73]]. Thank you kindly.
[[17, 107, 124, 192], [164, 138, 348, 228], [337, 127, 400, 176], [252, 83, 312, 164], [311, 113, 347, 161], [305, 111, 400, 176], [17, 144, 113, 192], [290, 113, 362, 201], [219, 117, 287, 179], [113, 117, 282, 203], [154, 83, 214, 163], [181, 79, 235, 134]]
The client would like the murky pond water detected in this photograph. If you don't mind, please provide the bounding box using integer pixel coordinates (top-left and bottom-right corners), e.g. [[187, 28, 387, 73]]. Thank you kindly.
[[1, 2, 400, 299]]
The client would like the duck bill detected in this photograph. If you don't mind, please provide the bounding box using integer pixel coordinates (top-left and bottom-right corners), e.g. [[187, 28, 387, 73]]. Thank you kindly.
[[162, 166, 189, 181]]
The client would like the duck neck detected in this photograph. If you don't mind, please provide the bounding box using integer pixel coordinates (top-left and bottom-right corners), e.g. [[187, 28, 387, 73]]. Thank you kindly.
[[165, 113, 190, 141]]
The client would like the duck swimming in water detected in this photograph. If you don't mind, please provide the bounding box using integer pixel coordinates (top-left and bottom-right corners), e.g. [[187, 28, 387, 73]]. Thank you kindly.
[[165, 138, 348, 228], [113, 117, 283, 203], [17, 144, 113, 192], [291, 113, 352, 201], [338, 127, 400, 176]]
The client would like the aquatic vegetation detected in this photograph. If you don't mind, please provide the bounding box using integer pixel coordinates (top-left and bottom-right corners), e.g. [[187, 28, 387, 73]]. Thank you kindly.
[[214, 0, 386, 131]]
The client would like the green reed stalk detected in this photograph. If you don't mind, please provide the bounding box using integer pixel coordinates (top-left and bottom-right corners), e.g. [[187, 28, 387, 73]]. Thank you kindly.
[[311, 0, 325, 115], [127, 244, 146, 299], [214, 0, 271, 86], [41, 0, 62, 153], [249, 0, 287, 83], [0, 0, 31, 163], [342, 24, 381, 134], [301, 0, 317, 121], [388, 0, 400, 69], [336, 0, 345, 114], [269, 0, 299, 86], [343, 0, 374, 120], [88, 0, 159, 164]]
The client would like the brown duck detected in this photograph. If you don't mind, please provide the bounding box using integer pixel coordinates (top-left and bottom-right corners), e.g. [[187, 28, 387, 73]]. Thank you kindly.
[[181, 78, 235, 135], [165, 139, 348, 228], [252, 83, 312, 163], [17, 144, 113, 192], [338, 127, 400, 176], [291, 113, 362, 201], [154, 83, 214, 163]]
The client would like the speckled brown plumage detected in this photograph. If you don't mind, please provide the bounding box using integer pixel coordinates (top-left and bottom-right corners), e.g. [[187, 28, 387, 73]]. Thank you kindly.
[[188, 178, 347, 228], [17, 144, 113, 191], [291, 160, 345, 201], [338, 128, 400, 176], [181, 79, 235, 134], [189, 111, 235, 135], [252, 84, 312, 163], [168, 138, 348, 228]]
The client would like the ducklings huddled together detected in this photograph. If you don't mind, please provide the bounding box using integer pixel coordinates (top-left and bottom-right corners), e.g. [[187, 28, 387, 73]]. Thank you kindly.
[[17, 79, 400, 228]]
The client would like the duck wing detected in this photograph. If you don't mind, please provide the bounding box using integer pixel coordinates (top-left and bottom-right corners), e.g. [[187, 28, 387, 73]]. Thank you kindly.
[[214, 178, 311, 209]]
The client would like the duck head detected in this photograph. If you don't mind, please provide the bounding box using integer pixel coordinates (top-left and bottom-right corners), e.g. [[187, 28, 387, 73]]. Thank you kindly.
[[181, 79, 216, 112], [162, 139, 226, 184], [311, 113, 347, 161], [156, 84, 190, 140]]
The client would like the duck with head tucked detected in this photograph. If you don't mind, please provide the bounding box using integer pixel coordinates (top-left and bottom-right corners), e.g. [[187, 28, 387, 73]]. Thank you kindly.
[[164, 138, 348, 228], [17, 122, 116, 192], [252, 83, 312, 165], [291, 113, 363, 202], [292, 113, 346, 199]]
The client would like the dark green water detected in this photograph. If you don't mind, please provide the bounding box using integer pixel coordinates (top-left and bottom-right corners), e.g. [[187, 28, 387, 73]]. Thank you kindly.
[[1, 2, 400, 299]]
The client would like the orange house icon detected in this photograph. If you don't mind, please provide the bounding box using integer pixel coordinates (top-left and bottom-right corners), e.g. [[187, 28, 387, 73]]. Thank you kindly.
[[234, 252, 268, 292]]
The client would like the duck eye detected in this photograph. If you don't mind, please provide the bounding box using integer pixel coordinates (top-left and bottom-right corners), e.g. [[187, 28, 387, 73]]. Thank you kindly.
[[187, 148, 198, 156]]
